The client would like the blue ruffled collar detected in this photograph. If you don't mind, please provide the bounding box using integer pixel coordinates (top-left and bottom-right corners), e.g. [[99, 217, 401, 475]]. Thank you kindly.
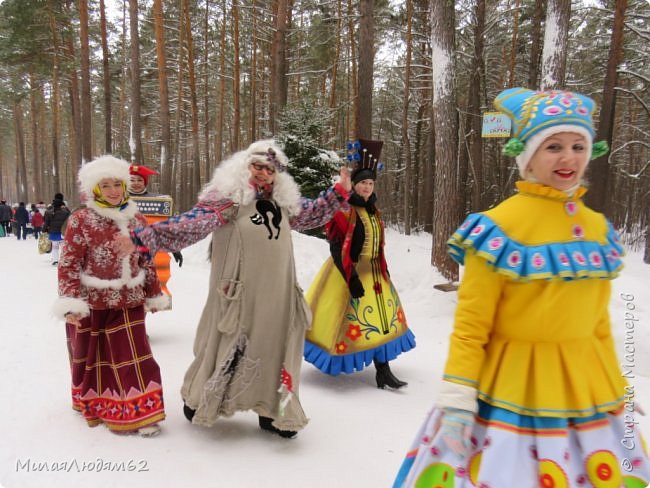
[[447, 213, 624, 282]]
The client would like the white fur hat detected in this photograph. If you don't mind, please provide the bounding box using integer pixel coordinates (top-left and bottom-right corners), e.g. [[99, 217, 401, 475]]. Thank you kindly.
[[78, 155, 132, 198]]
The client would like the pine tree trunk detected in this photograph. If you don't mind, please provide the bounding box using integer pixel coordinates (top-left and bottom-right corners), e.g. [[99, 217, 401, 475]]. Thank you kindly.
[[347, 0, 357, 140], [14, 102, 28, 202], [586, 0, 628, 214], [29, 71, 41, 201], [270, 0, 288, 134], [129, 0, 143, 164], [214, 0, 227, 166], [508, 0, 520, 87], [401, 0, 413, 235], [527, 0, 545, 89], [99, 0, 112, 154], [468, 0, 485, 211], [430, 0, 459, 282], [250, 0, 258, 143], [232, 0, 241, 150], [540, 0, 571, 90], [356, 0, 374, 139], [79, 0, 93, 163], [47, 0, 62, 196], [153, 0, 172, 195], [181, 0, 202, 195]]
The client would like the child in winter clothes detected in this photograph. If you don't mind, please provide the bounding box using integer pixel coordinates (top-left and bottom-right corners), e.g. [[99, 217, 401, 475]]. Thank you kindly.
[[393, 88, 650, 487], [53, 155, 170, 437], [30, 206, 44, 239]]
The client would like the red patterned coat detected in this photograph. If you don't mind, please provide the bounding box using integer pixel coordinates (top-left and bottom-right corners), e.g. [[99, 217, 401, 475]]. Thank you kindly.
[[52, 200, 169, 319]]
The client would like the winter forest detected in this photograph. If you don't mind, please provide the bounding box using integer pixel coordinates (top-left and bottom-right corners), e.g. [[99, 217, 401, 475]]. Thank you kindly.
[[0, 0, 648, 280]]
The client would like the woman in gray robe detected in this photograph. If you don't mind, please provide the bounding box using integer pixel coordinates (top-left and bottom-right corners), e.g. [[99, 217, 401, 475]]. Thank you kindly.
[[133, 139, 351, 438]]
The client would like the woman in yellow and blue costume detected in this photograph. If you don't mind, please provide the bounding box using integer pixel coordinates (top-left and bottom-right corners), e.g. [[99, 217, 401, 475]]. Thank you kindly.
[[393, 88, 650, 487], [304, 139, 416, 389]]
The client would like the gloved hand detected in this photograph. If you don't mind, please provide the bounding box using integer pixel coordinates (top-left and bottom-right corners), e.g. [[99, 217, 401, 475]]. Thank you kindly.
[[348, 276, 365, 298], [172, 251, 183, 267], [439, 407, 474, 457]]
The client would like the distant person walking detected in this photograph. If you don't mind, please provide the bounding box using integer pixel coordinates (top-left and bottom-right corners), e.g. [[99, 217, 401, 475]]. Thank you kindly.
[[13, 202, 29, 240], [0, 200, 12, 236], [43, 193, 71, 265], [30, 205, 44, 239]]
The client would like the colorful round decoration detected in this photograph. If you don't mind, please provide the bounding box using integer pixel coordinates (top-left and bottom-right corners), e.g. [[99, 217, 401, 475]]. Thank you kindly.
[[538, 459, 569, 488], [414, 462, 455, 488], [488, 237, 503, 251], [572, 224, 585, 239], [565, 201, 578, 216], [572, 251, 587, 266], [557, 252, 570, 267], [589, 252, 603, 268], [460, 219, 472, 230], [507, 250, 522, 267], [577, 106, 589, 115], [470, 224, 485, 237], [585, 450, 622, 487], [531, 252, 545, 270], [543, 106, 564, 116], [607, 249, 620, 262]]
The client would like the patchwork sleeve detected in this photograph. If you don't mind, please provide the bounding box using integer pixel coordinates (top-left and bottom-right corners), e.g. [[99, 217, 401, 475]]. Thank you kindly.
[[290, 183, 350, 231], [133, 194, 237, 256]]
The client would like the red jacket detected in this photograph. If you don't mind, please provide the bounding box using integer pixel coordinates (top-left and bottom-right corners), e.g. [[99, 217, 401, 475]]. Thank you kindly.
[[31, 212, 44, 227], [52, 201, 168, 319]]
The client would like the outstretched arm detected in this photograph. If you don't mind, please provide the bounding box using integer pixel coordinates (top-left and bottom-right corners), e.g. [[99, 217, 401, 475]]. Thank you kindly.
[[133, 193, 237, 256], [290, 167, 352, 231]]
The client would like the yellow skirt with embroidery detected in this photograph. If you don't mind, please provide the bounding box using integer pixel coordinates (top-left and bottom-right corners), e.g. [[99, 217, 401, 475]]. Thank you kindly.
[[304, 255, 415, 375]]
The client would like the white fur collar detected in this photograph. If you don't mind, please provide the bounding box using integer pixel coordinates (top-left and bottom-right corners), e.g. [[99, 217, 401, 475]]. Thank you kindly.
[[199, 156, 302, 216], [86, 199, 139, 234]]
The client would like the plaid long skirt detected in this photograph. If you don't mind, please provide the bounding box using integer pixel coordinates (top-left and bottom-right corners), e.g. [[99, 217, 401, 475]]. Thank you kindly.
[[65, 306, 165, 432]]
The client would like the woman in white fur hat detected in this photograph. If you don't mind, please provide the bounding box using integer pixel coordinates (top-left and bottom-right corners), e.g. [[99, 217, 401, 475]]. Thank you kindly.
[[53, 155, 170, 437], [131, 139, 351, 439]]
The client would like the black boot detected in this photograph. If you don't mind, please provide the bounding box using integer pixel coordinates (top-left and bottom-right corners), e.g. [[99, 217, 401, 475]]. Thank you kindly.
[[258, 416, 297, 439], [183, 402, 196, 422], [374, 360, 407, 389]]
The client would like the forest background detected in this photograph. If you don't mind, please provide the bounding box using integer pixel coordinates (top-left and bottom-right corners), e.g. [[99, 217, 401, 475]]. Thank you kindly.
[[0, 0, 648, 280]]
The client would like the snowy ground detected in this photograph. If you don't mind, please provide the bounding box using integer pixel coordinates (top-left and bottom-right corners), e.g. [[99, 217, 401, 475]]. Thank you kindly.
[[1, 228, 649, 488]]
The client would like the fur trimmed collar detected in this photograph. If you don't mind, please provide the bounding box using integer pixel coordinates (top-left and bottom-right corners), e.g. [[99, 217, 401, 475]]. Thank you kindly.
[[199, 153, 302, 217], [86, 199, 139, 233]]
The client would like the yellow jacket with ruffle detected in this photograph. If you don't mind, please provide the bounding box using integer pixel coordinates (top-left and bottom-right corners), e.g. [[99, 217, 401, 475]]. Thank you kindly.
[[444, 181, 626, 418]]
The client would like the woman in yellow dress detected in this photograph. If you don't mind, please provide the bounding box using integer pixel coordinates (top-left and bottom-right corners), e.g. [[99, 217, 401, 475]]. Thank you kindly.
[[393, 88, 650, 487], [304, 139, 416, 389]]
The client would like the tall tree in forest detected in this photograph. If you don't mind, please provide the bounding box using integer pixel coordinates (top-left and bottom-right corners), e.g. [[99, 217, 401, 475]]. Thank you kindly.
[[13, 101, 28, 201], [47, 0, 62, 194], [540, 0, 570, 89], [232, 0, 241, 150], [270, 0, 289, 134], [63, 0, 82, 185], [430, 0, 459, 282], [181, 0, 201, 194], [356, 0, 375, 138], [214, 0, 227, 166], [153, 0, 172, 195], [128, 0, 143, 164], [99, 0, 112, 154], [466, 0, 486, 210], [586, 0, 628, 214], [29, 71, 42, 200], [401, 0, 413, 234], [528, 0, 545, 89], [79, 0, 92, 163]]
